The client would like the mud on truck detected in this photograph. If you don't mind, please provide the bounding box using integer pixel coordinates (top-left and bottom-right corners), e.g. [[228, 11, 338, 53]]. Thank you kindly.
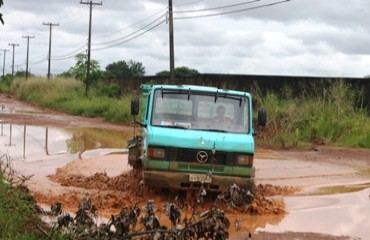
[[128, 84, 266, 200]]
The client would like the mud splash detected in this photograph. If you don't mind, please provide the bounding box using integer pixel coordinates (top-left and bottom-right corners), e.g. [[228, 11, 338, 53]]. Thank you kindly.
[[44, 164, 299, 221]]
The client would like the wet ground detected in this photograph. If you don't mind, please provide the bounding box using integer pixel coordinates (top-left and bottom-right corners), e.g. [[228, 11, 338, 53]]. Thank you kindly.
[[1, 94, 369, 240]]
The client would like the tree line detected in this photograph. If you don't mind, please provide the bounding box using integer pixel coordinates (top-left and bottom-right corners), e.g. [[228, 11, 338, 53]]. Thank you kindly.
[[2, 53, 199, 82]]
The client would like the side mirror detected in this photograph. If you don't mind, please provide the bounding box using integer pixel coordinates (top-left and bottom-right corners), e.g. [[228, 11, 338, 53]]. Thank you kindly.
[[257, 109, 267, 126], [131, 98, 140, 116]]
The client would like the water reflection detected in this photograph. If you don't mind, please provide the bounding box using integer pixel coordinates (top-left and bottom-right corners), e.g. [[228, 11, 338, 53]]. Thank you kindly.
[[261, 188, 370, 239], [0, 123, 133, 160]]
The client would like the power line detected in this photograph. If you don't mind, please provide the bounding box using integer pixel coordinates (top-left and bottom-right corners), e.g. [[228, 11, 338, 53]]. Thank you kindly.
[[51, 43, 86, 60], [92, 13, 166, 46], [174, 0, 261, 13], [92, 19, 166, 51], [95, 8, 167, 39], [0, 0, 292, 77], [15, 58, 26, 67], [29, 56, 48, 65], [174, 0, 291, 20], [89, 0, 290, 51]]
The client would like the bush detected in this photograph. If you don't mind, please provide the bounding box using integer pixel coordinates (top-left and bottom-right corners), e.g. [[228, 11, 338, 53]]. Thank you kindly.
[[94, 83, 121, 98], [0, 75, 13, 92]]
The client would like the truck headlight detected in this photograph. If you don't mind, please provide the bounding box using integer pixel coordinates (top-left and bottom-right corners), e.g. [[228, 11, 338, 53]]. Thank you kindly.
[[237, 155, 253, 166], [148, 148, 165, 159]]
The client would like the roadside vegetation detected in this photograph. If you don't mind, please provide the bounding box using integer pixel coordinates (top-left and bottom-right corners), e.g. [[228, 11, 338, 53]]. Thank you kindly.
[[0, 156, 46, 240], [10, 77, 133, 123], [1, 75, 369, 149], [253, 81, 370, 148]]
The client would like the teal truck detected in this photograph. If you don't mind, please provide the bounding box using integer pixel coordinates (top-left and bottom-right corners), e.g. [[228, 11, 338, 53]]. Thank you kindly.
[[128, 84, 266, 194]]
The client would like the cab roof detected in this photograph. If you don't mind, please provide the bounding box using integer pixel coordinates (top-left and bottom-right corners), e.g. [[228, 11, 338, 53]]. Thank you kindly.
[[141, 84, 251, 97]]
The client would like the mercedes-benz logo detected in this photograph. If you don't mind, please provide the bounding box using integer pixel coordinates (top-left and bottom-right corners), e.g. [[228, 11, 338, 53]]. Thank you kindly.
[[196, 151, 208, 163]]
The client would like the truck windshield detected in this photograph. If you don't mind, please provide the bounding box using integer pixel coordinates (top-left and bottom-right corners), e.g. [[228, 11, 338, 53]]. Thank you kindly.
[[151, 89, 250, 133]]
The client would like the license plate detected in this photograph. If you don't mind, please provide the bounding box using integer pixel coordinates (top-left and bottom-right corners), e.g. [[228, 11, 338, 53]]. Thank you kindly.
[[189, 174, 212, 183]]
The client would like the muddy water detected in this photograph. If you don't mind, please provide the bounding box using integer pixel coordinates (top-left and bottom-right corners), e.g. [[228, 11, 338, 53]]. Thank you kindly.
[[261, 187, 370, 239], [2, 109, 370, 239], [252, 151, 370, 239], [0, 122, 132, 160]]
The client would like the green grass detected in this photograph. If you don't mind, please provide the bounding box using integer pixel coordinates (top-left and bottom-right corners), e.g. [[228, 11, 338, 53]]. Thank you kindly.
[[11, 77, 132, 123], [254, 80, 370, 148], [0, 174, 46, 240], [5, 77, 370, 149]]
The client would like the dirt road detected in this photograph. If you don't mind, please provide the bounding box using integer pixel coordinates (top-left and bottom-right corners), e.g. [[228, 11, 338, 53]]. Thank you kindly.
[[1, 93, 369, 239]]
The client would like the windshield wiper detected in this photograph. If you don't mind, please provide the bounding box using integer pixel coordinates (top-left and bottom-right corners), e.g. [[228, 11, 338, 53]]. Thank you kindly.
[[165, 125, 189, 129], [198, 128, 228, 133]]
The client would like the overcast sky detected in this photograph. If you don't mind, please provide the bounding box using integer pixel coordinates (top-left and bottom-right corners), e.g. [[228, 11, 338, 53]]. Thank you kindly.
[[0, 0, 369, 78]]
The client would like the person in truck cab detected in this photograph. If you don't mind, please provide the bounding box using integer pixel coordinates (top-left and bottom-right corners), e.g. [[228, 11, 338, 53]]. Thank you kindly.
[[212, 105, 232, 125]]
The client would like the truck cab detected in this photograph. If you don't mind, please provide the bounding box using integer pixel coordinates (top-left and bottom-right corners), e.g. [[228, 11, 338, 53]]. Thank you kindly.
[[128, 84, 265, 192]]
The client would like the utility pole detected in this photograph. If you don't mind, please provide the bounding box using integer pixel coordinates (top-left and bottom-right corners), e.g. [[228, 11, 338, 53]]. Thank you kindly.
[[168, 0, 175, 84], [22, 35, 35, 80], [0, 49, 9, 79], [80, 0, 102, 96], [8, 43, 19, 80], [43, 22, 59, 79]]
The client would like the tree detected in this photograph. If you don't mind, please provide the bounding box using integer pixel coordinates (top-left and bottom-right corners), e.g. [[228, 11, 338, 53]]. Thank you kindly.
[[175, 66, 199, 76], [66, 53, 100, 82], [128, 60, 145, 77], [155, 70, 170, 77], [155, 66, 199, 77], [0, 0, 4, 25], [105, 60, 145, 79], [15, 70, 33, 78]]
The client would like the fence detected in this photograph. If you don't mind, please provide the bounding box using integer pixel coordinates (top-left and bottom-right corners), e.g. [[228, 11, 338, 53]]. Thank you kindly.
[[113, 74, 370, 111]]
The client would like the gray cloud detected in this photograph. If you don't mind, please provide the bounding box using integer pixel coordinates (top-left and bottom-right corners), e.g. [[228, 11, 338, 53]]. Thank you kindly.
[[0, 0, 369, 77]]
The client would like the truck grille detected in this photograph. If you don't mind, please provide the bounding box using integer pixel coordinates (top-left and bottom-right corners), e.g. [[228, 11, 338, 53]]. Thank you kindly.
[[164, 147, 234, 166]]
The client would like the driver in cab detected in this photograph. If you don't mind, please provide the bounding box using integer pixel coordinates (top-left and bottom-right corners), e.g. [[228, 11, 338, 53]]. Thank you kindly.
[[212, 105, 232, 125]]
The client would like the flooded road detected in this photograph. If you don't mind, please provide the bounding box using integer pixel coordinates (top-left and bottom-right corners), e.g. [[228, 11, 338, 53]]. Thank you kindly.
[[0, 123, 131, 160], [1, 94, 370, 239], [263, 187, 370, 238], [248, 149, 369, 239]]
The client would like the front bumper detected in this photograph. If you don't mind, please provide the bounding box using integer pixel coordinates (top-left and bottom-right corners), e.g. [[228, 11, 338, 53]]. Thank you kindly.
[[142, 169, 255, 192]]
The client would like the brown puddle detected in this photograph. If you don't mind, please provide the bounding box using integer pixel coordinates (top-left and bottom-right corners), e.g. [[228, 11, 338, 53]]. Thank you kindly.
[[0, 123, 133, 160], [261, 186, 370, 239]]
